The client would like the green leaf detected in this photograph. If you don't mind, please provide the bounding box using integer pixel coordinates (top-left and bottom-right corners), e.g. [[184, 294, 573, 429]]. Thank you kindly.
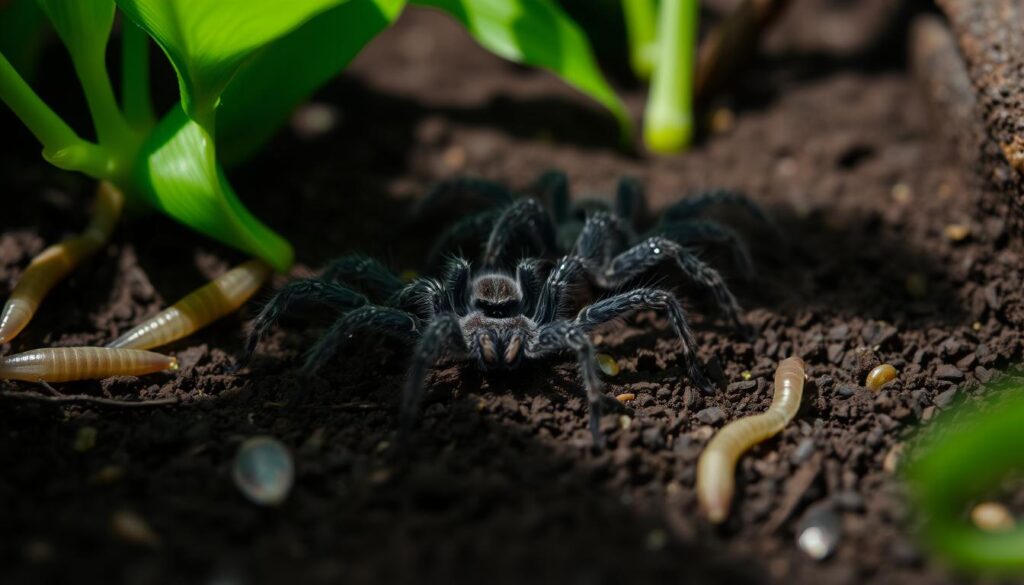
[[218, 0, 404, 165], [134, 107, 294, 271], [413, 0, 632, 141], [114, 0, 352, 129], [34, 0, 115, 60]]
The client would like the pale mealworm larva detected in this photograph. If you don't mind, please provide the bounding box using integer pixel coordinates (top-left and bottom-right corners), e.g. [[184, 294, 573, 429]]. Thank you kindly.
[[697, 356, 806, 523], [0, 181, 124, 344], [0, 347, 178, 383], [107, 259, 273, 350]]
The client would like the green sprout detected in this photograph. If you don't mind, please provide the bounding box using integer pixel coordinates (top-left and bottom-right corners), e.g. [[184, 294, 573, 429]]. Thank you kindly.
[[1, 0, 630, 273], [906, 384, 1024, 575], [641, 0, 698, 153]]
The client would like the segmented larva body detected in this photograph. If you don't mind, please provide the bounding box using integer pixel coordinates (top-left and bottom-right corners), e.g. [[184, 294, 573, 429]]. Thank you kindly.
[[0, 347, 178, 382], [108, 259, 272, 350], [697, 356, 806, 523], [0, 182, 124, 343]]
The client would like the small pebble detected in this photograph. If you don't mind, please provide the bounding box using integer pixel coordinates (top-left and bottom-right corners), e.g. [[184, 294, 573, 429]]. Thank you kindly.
[[91, 465, 125, 485], [796, 503, 841, 561], [865, 364, 898, 392], [971, 502, 1016, 533], [597, 354, 620, 376], [615, 393, 635, 403], [891, 182, 912, 203], [290, 102, 338, 139], [741, 371, 752, 381], [618, 415, 632, 430], [73, 427, 98, 452], [883, 443, 904, 473], [233, 436, 294, 506], [710, 107, 735, 134], [943, 224, 971, 242], [696, 406, 726, 425], [111, 510, 161, 548]]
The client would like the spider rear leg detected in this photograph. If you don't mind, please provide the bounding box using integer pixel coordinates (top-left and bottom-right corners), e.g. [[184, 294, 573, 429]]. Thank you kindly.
[[410, 177, 515, 223], [659, 220, 756, 280], [321, 254, 405, 301], [482, 198, 558, 269], [662, 188, 770, 224], [530, 170, 570, 225], [241, 279, 369, 365], [615, 176, 648, 230], [576, 288, 714, 395], [300, 306, 418, 377], [600, 237, 748, 334]]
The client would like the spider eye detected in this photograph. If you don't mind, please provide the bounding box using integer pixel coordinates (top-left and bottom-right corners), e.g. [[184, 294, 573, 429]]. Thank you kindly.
[[475, 300, 517, 318]]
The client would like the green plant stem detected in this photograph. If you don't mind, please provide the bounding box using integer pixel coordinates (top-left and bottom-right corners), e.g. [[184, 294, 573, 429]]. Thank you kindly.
[[69, 42, 136, 168], [121, 22, 154, 130], [0, 50, 112, 177], [622, 0, 657, 80], [643, 0, 698, 154]]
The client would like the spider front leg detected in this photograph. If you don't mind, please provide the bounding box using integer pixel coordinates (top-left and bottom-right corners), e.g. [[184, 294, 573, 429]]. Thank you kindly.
[[576, 288, 714, 395], [401, 314, 469, 434], [659, 220, 756, 279], [242, 279, 369, 363], [321, 254, 405, 302], [596, 235, 747, 334], [526, 321, 619, 444], [482, 198, 558, 269], [300, 306, 418, 377]]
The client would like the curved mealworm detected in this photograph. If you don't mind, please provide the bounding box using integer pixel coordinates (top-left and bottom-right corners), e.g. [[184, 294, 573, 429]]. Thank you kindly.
[[0, 181, 124, 344], [107, 259, 273, 350], [696, 356, 806, 523], [0, 347, 178, 382]]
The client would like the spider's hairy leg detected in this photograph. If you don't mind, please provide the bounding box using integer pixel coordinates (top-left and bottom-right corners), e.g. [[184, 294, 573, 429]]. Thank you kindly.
[[482, 198, 558, 269], [603, 237, 748, 334], [526, 321, 617, 445], [661, 188, 772, 224], [300, 306, 418, 377], [425, 209, 501, 271], [576, 288, 714, 395], [573, 211, 634, 270], [530, 169, 570, 225], [515, 259, 545, 316], [409, 177, 515, 226], [615, 176, 648, 229], [659, 220, 756, 279], [534, 255, 585, 324], [321, 254, 405, 301], [401, 314, 468, 435], [242, 279, 369, 364]]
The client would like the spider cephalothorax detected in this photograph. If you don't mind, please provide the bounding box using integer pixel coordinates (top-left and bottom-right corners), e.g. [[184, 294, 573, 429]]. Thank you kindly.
[[244, 173, 770, 443]]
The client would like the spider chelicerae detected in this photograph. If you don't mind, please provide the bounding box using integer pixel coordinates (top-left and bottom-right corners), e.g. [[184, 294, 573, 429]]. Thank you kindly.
[[244, 173, 771, 443]]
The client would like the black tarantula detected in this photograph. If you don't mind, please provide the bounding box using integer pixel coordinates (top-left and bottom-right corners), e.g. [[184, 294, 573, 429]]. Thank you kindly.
[[244, 173, 770, 443]]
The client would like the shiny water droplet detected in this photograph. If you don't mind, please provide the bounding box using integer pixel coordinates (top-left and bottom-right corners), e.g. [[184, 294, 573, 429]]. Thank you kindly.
[[233, 436, 294, 506], [796, 502, 840, 561], [596, 353, 620, 376]]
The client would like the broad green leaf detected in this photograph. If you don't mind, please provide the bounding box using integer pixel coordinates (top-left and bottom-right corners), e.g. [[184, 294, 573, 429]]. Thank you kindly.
[[115, 0, 351, 129], [34, 0, 114, 60], [134, 107, 293, 271], [218, 0, 404, 165], [0, 0, 48, 77], [413, 0, 631, 141]]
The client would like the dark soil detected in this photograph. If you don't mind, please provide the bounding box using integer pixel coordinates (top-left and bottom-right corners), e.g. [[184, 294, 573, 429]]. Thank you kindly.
[[1, 4, 1020, 584]]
